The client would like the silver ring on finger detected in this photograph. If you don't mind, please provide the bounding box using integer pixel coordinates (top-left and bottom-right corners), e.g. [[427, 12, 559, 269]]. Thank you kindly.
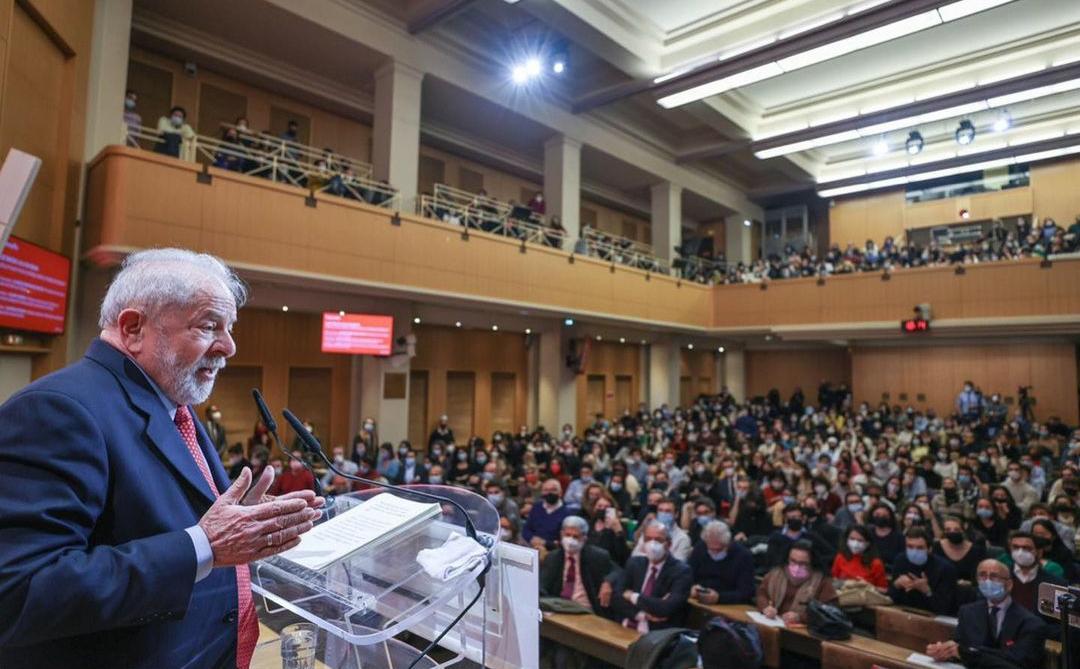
[[266, 533, 273, 547]]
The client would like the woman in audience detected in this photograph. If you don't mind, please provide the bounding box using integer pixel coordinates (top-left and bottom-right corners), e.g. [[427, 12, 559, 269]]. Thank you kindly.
[[831, 525, 887, 590], [1029, 518, 1075, 580], [868, 503, 904, 568], [376, 442, 401, 482], [756, 541, 838, 624], [932, 515, 986, 591], [973, 496, 1010, 548], [989, 485, 1023, 531], [449, 446, 472, 484], [588, 495, 630, 565], [931, 477, 971, 519], [731, 482, 773, 542]]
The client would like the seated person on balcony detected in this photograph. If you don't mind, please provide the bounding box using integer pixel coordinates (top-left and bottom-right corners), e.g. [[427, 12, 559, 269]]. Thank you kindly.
[[212, 127, 243, 172], [154, 106, 194, 159], [925, 559, 1047, 668], [306, 159, 331, 192], [528, 191, 545, 215], [473, 189, 500, 232], [122, 89, 141, 145]]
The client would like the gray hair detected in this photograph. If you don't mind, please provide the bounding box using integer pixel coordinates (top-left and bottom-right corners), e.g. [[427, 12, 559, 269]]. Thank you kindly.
[[99, 248, 247, 328], [701, 520, 731, 545], [561, 515, 588, 534], [643, 519, 670, 542]]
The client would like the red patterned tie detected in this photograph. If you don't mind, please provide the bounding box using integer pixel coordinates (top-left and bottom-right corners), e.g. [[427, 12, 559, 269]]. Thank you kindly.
[[175, 406, 259, 669], [642, 565, 658, 597], [561, 556, 576, 599]]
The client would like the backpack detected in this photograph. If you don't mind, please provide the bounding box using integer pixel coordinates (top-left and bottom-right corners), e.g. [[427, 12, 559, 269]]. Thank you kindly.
[[698, 616, 764, 669], [626, 628, 699, 669]]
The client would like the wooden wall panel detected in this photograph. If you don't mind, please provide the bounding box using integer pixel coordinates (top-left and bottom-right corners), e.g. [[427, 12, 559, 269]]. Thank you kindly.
[[680, 349, 717, 401], [586, 375, 605, 422], [445, 372, 475, 442], [828, 190, 907, 248], [575, 341, 643, 428], [197, 365, 262, 454], [407, 370, 428, 447], [221, 308, 352, 449], [409, 325, 527, 444], [745, 349, 852, 400], [1031, 160, 1080, 227], [851, 343, 1078, 423], [287, 367, 332, 449]]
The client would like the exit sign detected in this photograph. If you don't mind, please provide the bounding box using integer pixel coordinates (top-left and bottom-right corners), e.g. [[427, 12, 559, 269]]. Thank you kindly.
[[901, 318, 930, 333]]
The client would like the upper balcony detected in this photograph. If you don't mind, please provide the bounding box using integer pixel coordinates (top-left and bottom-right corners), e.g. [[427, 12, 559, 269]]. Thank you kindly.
[[83, 142, 1080, 339]]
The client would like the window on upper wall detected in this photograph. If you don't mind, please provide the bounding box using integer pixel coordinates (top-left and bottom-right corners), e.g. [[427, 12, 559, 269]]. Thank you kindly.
[[458, 167, 484, 194], [905, 164, 1030, 203]]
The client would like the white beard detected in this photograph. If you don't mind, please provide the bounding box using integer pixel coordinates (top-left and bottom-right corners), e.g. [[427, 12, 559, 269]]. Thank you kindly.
[[154, 346, 226, 405]]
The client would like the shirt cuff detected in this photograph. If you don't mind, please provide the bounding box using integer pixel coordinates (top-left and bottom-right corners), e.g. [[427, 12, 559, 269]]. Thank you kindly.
[[630, 592, 640, 605], [185, 525, 215, 583]]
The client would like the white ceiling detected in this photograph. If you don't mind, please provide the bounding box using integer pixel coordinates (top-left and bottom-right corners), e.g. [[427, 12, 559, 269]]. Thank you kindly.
[[612, 0, 753, 34]]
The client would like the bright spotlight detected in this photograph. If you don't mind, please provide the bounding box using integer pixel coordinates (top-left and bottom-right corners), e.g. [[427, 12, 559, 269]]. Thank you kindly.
[[511, 65, 528, 84], [955, 119, 975, 145], [564, 317, 574, 326], [525, 58, 542, 76], [872, 139, 889, 156], [992, 112, 1011, 133], [905, 131, 924, 155], [553, 60, 565, 74], [742, 219, 752, 227]]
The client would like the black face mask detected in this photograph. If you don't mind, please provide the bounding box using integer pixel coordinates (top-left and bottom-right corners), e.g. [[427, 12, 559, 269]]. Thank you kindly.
[[873, 516, 892, 528], [543, 493, 560, 505], [1033, 536, 1052, 550], [786, 518, 803, 532], [945, 531, 965, 545], [944, 488, 958, 501]]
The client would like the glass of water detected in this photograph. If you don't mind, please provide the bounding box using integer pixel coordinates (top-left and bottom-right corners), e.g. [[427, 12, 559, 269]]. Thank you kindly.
[[280, 622, 318, 669]]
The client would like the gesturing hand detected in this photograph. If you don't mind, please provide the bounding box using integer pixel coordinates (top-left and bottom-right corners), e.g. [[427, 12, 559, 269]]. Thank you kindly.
[[240, 465, 325, 511], [198, 467, 320, 567]]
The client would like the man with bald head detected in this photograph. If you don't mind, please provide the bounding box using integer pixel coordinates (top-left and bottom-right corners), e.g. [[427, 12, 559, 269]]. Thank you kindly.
[[926, 558, 1047, 667], [0, 249, 323, 668]]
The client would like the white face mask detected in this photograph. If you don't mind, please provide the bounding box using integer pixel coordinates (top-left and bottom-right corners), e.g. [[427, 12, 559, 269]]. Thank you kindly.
[[561, 536, 582, 554], [847, 539, 867, 555], [1011, 548, 1036, 568], [644, 539, 667, 563], [499, 527, 512, 541], [170, 114, 183, 127]]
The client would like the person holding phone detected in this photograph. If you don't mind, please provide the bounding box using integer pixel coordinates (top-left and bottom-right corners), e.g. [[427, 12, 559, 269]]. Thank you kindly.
[[689, 520, 755, 605]]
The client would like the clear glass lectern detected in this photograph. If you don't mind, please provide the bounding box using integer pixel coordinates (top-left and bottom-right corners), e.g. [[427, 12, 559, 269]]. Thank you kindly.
[[251, 485, 499, 668]]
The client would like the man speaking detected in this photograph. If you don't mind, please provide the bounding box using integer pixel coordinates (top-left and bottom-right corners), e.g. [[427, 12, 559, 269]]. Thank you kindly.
[[0, 249, 323, 668]]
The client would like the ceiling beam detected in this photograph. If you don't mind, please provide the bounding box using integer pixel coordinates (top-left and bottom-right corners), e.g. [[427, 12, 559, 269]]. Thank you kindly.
[[407, 0, 478, 35], [572, 0, 948, 113], [679, 61, 1080, 163]]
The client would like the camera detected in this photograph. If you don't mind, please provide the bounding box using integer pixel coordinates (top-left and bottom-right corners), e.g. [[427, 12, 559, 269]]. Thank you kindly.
[[183, 61, 198, 77]]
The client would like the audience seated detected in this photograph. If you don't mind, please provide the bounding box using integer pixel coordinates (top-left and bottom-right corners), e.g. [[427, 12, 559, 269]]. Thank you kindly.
[[888, 527, 958, 615], [523, 478, 570, 551], [831, 524, 887, 590], [611, 521, 693, 631], [756, 540, 838, 625], [925, 559, 1047, 667], [688, 520, 755, 605]]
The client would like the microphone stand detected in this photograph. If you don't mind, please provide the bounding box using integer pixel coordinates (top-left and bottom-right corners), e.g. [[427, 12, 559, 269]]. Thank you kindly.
[[249, 389, 331, 511]]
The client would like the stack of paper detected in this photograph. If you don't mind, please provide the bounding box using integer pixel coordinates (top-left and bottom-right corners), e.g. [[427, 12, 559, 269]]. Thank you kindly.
[[278, 493, 441, 571], [746, 611, 786, 627]]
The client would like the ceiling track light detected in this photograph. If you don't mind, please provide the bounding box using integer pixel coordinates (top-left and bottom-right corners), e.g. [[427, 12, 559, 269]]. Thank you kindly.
[[955, 119, 976, 145], [906, 131, 925, 155], [993, 111, 1011, 133]]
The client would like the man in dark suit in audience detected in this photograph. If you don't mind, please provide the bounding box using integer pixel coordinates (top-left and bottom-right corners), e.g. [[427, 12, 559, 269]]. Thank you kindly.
[[926, 559, 1046, 668], [539, 515, 616, 613], [689, 520, 755, 605], [889, 527, 958, 615], [612, 520, 692, 630]]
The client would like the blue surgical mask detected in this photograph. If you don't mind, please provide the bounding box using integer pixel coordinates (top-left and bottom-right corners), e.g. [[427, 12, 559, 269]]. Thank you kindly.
[[976, 508, 994, 519], [708, 549, 728, 561], [848, 503, 864, 514], [906, 548, 928, 566], [978, 578, 1006, 602], [656, 511, 674, 527], [696, 515, 712, 526], [429, 475, 443, 484]]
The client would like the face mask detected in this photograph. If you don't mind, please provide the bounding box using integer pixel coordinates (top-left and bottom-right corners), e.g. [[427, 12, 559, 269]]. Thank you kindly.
[[978, 578, 1006, 602], [848, 503, 864, 514], [499, 527, 512, 541], [976, 507, 994, 519], [724, 467, 735, 477], [561, 536, 582, 554], [1008, 471, 1021, 481], [364, 422, 374, 431], [170, 114, 183, 127], [457, 452, 468, 461], [945, 531, 965, 545], [237, 122, 247, 131], [786, 518, 803, 532], [210, 411, 222, 421], [696, 515, 712, 527], [958, 475, 971, 486], [815, 485, 827, 496], [847, 539, 867, 554], [476, 456, 488, 464], [656, 511, 674, 527], [644, 540, 666, 562], [1011, 548, 1036, 567], [787, 564, 810, 581], [610, 482, 622, 492], [405, 457, 415, 466], [782, 495, 796, 507], [124, 98, 136, 110], [873, 516, 892, 528], [429, 475, 443, 484], [708, 549, 728, 561], [273, 465, 283, 475], [906, 548, 928, 566], [543, 492, 560, 505], [334, 454, 345, 464]]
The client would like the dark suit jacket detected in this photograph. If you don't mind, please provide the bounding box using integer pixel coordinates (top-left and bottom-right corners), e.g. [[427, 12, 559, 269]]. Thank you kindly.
[[888, 553, 958, 615], [954, 599, 1046, 668], [611, 555, 693, 628], [539, 545, 616, 614], [0, 339, 241, 668]]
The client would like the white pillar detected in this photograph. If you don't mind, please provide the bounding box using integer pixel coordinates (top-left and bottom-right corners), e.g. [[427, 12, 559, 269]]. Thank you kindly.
[[372, 61, 423, 204], [723, 347, 746, 403], [543, 135, 581, 245], [648, 338, 680, 409], [651, 181, 682, 263], [83, 0, 134, 159], [358, 306, 411, 445], [725, 215, 754, 265], [532, 324, 565, 431]]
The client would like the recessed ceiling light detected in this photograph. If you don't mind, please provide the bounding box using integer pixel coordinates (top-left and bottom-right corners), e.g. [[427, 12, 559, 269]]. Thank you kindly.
[[743, 219, 752, 227], [413, 316, 421, 324], [281, 305, 289, 312], [595, 335, 602, 341], [619, 337, 626, 343], [718, 346, 725, 353], [455, 321, 462, 328], [491, 324, 499, 331], [525, 328, 532, 334], [641, 339, 647, 345], [338, 310, 345, 317], [688, 343, 694, 350], [564, 318, 574, 326]]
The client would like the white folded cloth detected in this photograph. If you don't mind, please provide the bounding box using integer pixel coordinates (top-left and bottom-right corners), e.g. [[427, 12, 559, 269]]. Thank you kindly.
[[415, 532, 487, 581]]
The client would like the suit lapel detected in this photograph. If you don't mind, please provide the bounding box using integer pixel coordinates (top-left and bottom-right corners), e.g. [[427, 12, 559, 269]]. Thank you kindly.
[[86, 340, 218, 507], [997, 605, 1022, 643]]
